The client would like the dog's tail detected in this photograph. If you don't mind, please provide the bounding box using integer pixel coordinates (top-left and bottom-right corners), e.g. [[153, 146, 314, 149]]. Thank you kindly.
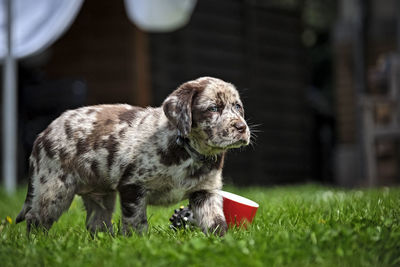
[[16, 162, 35, 224]]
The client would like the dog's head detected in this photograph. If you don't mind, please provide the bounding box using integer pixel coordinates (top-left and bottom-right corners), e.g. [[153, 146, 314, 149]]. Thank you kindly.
[[163, 77, 250, 155]]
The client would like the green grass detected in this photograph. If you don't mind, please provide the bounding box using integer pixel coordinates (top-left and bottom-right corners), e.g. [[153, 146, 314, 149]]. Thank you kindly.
[[1, 185, 400, 267]]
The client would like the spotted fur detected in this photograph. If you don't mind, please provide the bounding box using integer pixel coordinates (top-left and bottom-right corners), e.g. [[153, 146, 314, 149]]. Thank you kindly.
[[16, 77, 251, 236]]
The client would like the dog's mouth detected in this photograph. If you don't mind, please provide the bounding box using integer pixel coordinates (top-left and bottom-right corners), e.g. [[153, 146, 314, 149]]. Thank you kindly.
[[208, 138, 249, 151], [225, 139, 249, 149]]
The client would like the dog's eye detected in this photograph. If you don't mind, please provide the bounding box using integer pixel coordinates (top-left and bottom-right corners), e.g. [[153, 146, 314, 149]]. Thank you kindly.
[[235, 103, 242, 111], [207, 105, 219, 112]]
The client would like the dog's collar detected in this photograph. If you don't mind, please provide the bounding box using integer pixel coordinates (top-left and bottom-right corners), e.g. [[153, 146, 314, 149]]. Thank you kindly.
[[176, 131, 208, 162]]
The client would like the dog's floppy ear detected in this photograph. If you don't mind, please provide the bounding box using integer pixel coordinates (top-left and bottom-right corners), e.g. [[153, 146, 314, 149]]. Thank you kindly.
[[163, 81, 200, 138]]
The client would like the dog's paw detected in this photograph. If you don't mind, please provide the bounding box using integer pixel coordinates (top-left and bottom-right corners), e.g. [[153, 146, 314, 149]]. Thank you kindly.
[[208, 216, 228, 237]]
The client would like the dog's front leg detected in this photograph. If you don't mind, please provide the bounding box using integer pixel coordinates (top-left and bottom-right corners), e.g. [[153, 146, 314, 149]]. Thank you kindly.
[[189, 190, 228, 236], [117, 183, 148, 235]]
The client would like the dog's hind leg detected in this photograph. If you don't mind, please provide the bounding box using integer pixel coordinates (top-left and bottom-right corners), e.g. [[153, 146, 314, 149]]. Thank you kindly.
[[25, 171, 77, 233], [82, 192, 116, 234]]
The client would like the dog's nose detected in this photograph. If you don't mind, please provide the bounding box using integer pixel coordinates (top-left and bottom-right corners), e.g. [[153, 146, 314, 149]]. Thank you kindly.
[[234, 121, 247, 133]]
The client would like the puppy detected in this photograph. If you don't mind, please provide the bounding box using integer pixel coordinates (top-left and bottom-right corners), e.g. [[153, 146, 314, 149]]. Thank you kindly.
[[16, 77, 250, 236]]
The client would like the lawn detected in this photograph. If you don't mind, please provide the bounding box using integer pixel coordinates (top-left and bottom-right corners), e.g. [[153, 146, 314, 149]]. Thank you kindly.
[[0, 185, 399, 267]]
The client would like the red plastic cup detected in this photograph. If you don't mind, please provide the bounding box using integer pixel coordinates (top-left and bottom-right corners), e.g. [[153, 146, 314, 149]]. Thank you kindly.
[[219, 190, 259, 228]]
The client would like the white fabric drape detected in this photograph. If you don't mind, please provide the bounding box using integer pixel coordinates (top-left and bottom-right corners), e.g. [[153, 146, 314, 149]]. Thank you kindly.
[[0, 0, 197, 59], [0, 0, 84, 59]]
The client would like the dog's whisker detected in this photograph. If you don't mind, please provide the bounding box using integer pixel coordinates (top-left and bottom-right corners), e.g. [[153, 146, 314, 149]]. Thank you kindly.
[[249, 125, 262, 130], [249, 128, 262, 132]]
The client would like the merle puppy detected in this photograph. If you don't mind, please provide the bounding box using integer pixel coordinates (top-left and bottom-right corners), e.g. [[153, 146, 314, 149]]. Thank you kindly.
[[16, 77, 250, 236]]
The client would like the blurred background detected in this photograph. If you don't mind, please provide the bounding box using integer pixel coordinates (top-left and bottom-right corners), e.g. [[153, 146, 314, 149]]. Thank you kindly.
[[1, 0, 400, 190]]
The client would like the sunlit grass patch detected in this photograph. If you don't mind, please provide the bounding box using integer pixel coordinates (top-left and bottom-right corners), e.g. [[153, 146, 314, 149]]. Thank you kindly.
[[0, 184, 399, 267]]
